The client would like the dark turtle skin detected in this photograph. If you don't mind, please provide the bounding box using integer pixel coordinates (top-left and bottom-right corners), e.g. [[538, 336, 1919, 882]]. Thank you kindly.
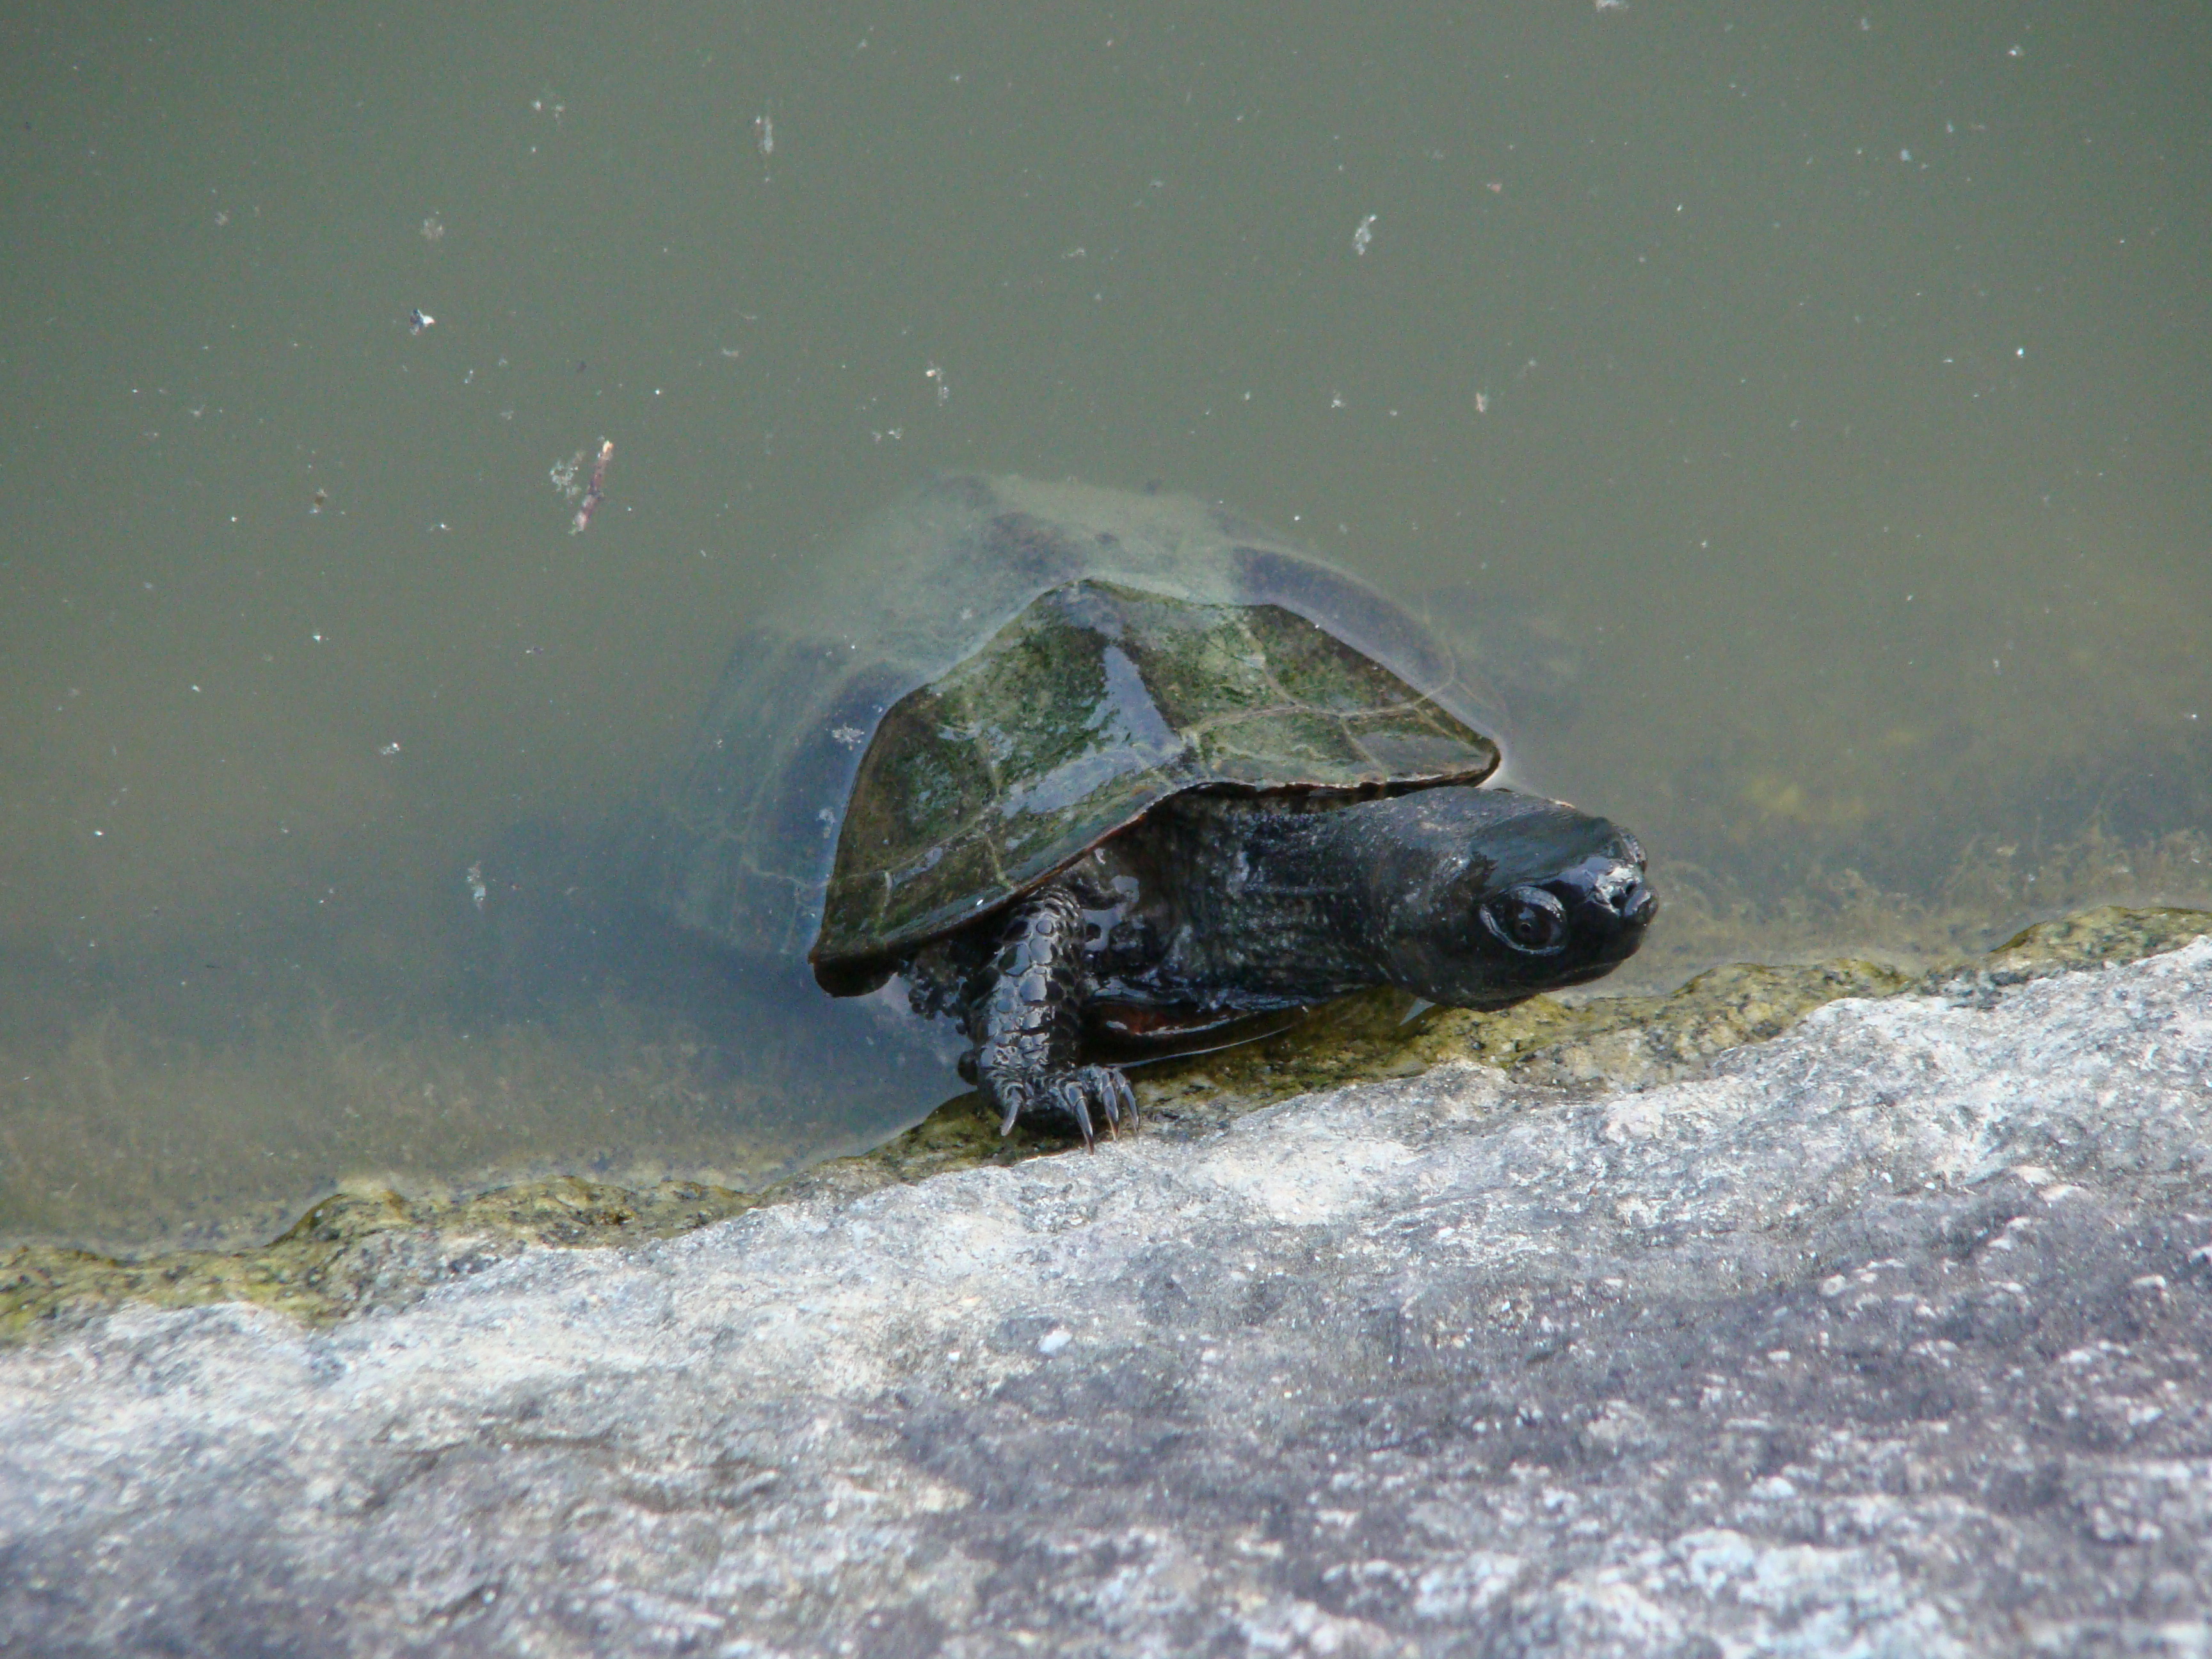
[[650, 475, 1655, 1143], [902, 786, 1653, 1140]]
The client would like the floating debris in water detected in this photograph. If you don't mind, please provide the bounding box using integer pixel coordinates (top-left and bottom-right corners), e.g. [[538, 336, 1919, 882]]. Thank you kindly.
[[831, 725, 866, 748], [926, 363, 949, 405], [755, 110, 774, 157], [379, 741, 403, 758], [465, 862, 488, 911], [310, 488, 328, 514], [1352, 214, 1377, 256], [409, 309, 435, 335], [421, 214, 445, 243], [571, 440, 613, 534]]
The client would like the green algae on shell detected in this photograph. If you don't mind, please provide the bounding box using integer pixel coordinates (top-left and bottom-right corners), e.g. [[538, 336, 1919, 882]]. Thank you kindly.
[[815, 579, 1498, 975], [643, 473, 1499, 967]]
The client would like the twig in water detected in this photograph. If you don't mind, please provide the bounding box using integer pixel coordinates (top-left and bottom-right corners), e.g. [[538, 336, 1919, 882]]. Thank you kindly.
[[571, 439, 613, 534]]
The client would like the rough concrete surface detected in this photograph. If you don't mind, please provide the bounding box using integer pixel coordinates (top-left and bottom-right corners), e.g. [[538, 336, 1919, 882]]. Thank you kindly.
[[3, 940, 2209, 1658]]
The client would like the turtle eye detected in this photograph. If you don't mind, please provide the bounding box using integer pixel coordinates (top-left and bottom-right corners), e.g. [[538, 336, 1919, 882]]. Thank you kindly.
[[1481, 886, 1568, 954]]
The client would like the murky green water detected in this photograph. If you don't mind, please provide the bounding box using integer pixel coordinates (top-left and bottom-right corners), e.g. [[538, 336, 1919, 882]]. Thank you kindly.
[[4, 4, 2208, 1253]]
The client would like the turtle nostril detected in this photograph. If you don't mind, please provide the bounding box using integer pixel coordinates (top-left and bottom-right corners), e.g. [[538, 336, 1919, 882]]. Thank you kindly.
[[1620, 883, 1658, 927]]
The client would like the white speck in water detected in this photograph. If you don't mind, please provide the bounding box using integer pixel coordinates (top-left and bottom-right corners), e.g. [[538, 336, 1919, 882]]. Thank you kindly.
[[1351, 214, 1377, 256], [830, 725, 865, 748], [1037, 1327, 1072, 1356], [465, 862, 488, 910], [379, 742, 403, 757]]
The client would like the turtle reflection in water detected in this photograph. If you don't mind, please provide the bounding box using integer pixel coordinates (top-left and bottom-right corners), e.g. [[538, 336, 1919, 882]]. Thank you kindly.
[[650, 476, 1655, 1143]]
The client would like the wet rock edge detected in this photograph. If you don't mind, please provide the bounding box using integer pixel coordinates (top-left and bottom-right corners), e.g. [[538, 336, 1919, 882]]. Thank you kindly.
[[3, 904, 2206, 1340]]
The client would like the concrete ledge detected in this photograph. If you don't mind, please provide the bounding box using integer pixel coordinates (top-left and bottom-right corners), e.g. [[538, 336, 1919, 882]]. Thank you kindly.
[[3, 938, 2209, 1655]]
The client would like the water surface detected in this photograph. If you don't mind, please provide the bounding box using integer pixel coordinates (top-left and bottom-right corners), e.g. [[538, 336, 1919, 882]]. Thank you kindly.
[[4, 3, 2208, 1251]]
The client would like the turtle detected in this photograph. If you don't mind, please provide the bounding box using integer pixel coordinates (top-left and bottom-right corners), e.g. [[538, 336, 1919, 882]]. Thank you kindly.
[[647, 474, 1655, 1143]]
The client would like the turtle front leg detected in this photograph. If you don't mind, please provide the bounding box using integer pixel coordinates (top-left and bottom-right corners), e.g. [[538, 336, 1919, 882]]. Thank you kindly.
[[968, 885, 1136, 1148]]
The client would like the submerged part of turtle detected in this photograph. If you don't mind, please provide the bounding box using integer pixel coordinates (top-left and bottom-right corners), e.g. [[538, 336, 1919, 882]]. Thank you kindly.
[[645, 475, 1655, 1142]]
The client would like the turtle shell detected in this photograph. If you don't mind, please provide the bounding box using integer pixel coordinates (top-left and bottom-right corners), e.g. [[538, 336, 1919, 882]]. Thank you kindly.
[[815, 579, 1498, 967], [641, 474, 1503, 976]]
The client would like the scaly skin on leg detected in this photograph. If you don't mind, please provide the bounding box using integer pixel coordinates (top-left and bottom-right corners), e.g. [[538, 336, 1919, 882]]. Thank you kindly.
[[968, 885, 1135, 1146]]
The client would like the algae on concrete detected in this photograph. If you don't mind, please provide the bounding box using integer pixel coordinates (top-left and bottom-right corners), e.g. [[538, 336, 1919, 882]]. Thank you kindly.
[[4, 904, 2205, 1339]]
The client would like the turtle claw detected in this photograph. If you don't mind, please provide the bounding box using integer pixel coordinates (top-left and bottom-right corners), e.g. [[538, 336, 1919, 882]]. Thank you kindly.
[[1059, 1064, 1137, 1150], [995, 1065, 1137, 1148]]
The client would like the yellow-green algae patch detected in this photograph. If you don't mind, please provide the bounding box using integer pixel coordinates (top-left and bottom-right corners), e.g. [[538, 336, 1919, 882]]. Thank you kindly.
[[4, 905, 2205, 1341]]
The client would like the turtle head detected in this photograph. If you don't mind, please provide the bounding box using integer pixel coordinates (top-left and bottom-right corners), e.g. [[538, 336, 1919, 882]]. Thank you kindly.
[[1356, 786, 1656, 1009]]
